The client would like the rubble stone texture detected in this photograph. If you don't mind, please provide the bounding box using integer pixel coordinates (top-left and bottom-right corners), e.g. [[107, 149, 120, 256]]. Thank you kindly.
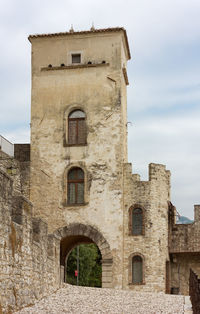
[[16, 284, 192, 314]]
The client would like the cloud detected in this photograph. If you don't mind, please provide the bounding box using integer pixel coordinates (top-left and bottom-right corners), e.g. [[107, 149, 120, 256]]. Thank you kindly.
[[128, 107, 200, 218]]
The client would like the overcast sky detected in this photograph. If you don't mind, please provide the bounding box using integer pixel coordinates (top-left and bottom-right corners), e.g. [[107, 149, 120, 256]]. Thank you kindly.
[[0, 0, 200, 219]]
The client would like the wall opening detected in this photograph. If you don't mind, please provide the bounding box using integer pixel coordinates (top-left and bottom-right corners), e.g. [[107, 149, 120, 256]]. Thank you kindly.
[[55, 223, 113, 288], [65, 243, 102, 287]]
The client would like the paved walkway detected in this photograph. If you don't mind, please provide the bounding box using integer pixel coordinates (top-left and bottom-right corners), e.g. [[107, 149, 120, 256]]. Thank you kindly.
[[16, 284, 192, 314]]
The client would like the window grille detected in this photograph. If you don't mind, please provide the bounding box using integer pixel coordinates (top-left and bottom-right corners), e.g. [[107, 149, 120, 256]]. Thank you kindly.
[[132, 255, 143, 284], [68, 168, 84, 204], [132, 208, 143, 235], [72, 54, 81, 64]]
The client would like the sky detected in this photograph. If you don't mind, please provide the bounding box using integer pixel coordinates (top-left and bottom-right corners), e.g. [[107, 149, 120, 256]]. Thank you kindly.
[[0, 0, 200, 219]]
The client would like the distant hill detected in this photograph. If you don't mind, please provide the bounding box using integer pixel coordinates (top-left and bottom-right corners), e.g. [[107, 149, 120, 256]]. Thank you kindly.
[[176, 216, 193, 224]]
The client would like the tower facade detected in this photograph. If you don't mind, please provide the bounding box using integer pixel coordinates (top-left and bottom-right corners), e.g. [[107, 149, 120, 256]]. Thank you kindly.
[[29, 28, 131, 288], [29, 27, 171, 291], [1, 28, 200, 314]]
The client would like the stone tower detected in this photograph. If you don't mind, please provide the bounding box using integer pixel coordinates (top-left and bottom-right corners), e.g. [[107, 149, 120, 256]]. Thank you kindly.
[[0, 28, 200, 314], [28, 28, 131, 288]]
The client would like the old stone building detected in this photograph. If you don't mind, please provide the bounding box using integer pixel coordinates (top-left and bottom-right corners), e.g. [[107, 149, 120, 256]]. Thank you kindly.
[[0, 27, 200, 312]]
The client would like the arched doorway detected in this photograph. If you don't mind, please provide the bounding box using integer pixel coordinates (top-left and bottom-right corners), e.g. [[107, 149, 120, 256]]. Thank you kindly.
[[54, 223, 113, 288], [66, 243, 102, 287]]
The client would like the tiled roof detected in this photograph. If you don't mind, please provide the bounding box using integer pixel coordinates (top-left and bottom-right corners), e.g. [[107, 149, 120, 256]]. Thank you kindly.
[[28, 27, 131, 59]]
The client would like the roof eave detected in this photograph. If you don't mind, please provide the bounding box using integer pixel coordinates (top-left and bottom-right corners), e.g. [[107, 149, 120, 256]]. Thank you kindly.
[[28, 27, 131, 60]]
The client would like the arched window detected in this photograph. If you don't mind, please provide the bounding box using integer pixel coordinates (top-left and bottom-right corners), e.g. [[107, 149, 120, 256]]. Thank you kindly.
[[132, 207, 143, 235], [132, 255, 143, 284], [68, 167, 84, 204], [68, 110, 86, 145]]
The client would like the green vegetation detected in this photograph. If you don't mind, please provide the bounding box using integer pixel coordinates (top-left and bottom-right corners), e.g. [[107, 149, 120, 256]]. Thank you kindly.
[[66, 243, 102, 287]]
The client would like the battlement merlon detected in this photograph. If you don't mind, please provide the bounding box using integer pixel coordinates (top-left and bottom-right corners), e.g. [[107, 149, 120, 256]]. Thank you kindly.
[[194, 205, 200, 222], [149, 163, 171, 182], [124, 162, 171, 184]]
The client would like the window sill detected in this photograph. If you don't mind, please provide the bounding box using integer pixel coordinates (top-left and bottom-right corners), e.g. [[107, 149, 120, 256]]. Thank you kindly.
[[129, 234, 145, 237], [129, 282, 145, 286], [63, 143, 87, 147], [63, 202, 89, 208]]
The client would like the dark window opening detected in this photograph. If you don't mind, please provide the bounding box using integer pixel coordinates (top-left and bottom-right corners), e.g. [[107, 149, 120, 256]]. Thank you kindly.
[[132, 208, 143, 235], [72, 54, 81, 64], [132, 255, 143, 284], [68, 110, 86, 145], [68, 167, 84, 204]]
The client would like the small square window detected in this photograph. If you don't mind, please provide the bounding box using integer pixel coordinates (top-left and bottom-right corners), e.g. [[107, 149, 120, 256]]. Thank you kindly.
[[72, 54, 81, 64]]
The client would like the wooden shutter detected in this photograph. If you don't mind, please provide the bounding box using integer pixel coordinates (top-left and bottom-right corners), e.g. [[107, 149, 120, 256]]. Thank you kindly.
[[68, 110, 86, 145], [68, 120, 77, 144], [68, 183, 76, 204], [77, 183, 84, 203], [68, 168, 84, 204], [77, 119, 86, 144]]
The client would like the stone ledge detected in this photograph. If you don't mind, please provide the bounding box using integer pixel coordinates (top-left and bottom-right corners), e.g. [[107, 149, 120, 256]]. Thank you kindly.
[[41, 63, 109, 71], [62, 202, 89, 208]]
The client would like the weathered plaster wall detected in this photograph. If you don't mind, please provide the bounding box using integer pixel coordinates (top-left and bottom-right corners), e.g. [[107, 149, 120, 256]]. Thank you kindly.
[[0, 169, 60, 313], [123, 163, 171, 292], [30, 30, 129, 289]]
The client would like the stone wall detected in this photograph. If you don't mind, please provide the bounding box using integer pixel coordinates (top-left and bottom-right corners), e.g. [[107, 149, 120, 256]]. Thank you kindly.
[[0, 169, 60, 313], [170, 205, 200, 253], [14, 144, 30, 163], [123, 163, 170, 292], [0, 146, 30, 199], [169, 205, 200, 295], [170, 253, 200, 295]]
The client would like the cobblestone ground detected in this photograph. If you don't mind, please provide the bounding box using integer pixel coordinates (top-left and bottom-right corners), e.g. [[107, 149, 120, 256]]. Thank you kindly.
[[16, 284, 192, 314]]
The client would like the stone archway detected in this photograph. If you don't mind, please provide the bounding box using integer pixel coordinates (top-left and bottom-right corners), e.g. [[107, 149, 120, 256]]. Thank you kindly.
[[54, 223, 113, 288]]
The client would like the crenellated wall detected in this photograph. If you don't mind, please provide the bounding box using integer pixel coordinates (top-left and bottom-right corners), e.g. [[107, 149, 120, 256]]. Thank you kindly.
[[170, 205, 200, 253], [169, 205, 200, 295], [0, 169, 60, 313], [123, 163, 170, 292]]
